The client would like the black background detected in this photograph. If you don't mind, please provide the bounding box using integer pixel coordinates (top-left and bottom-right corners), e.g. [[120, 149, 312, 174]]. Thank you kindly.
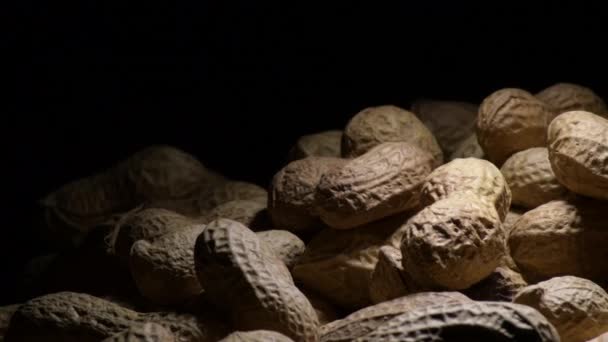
[[2, 2, 608, 303]]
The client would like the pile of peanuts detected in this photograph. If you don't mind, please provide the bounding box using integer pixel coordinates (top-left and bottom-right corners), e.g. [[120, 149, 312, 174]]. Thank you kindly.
[[3, 82, 608, 342]]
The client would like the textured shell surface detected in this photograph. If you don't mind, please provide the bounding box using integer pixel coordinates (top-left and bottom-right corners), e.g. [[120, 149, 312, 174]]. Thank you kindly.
[[297, 288, 341, 325], [401, 193, 506, 290], [218, 330, 295, 342], [410, 99, 479, 155], [316, 142, 435, 229], [501, 147, 569, 208], [509, 198, 608, 285], [269, 156, 346, 233], [503, 208, 525, 234], [292, 212, 412, 310], [536, 82, 608, 121], [319, 292, 471, 342], [129, 224, 206, 305], [464, 266, 528, 302], [195, 181, 268, 213], [289, 130, 343, 161], [449, 133, 485, 161], [369, 246, 421, 304], [194, 219, 320, 342], [420, 157, 511, 221], [354, 301, 560, 342], [101, 322, 175, 342], [202, 200, 268, 230], [548, 110, 608, 200], [514, 276, 608, 342], [477, 88, 552, 166], [255, 230, 305, 269], [341, 104, 443, 165]]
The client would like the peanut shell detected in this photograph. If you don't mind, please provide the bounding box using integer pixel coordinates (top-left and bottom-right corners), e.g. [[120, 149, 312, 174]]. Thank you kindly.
[[288, 130, 343, 161], [219, 330, 294, 342], [102, 322, 175, 342], [464, 266, 527, 302], [449, 132, 485, 160], [256, 230, 305, 269], [536, 82, 608, 121], [368, 246, 422, 304], [202, 200, 269, 230]]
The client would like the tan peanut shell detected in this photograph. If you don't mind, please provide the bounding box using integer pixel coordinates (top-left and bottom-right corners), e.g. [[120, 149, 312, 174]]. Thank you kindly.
[[41, 145, 222, 238], [269, 157, 346, 234], [449, 132, 485, 161], [504, 208, 525, 234], [477, 88, 553, 166], [256, 230, 305, 269], [219, 330, 295, 342], [464, 266, 528, 302], [341, 105, 443, 165], [368, 246, 421, 304], [288, 130, 343, 161], [107, 208, 199, 264], [129, 224, 206, 306], [354, 301, 560, 342], [410, 99, 479, 155], [319, 292, 471, 342], [536, 82, 608, 120], [548, 111, 608, 200], [509, 198, 608, 284], [501, 147, 568, 208], [316, 142, 435, 229], [514, 276, 608, 342], [292, 212, 411, 310], [102, 322, 175, 342], [5, 292, 228, 342], [202, 200, 269, 230], [194, 219, 319, 341], [401, 193, 506, 290], [420, 157, 511, 221]]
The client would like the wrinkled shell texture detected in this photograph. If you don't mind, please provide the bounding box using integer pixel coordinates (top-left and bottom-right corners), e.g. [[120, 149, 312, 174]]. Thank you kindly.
[[109, 208, 196, 264], [202, 200, 268, 230], [354, 301, 560, 342], [449, 133, 485, 161], [369, 246, 421, 304], [536, 83, 608, 120], [420, 157, 511, 221], [102, 322, 175, 342], [477, 88, 552, 166], [341, 105, 443, 164], [411, 99, 479, 155], [509, 199, 608, 285], [269, 157, 346, 233], [316, 142, 435, 229], [256, 230, 305, 269], [219, 330, 295, 342], [548, 111, 608, 200], [5, 292, 225, 342], [293, 212, 411, 310], [503, 209, 525, 234], [129, 224, 206, 305], [464, 266, 528, 302], [514, 276, 608, 342], [501, 147, 569, 208], [320, 292, 471, 342], [289, 130, 343, 161], [402, 194, 506, 290], [194, 219, 319, 341]]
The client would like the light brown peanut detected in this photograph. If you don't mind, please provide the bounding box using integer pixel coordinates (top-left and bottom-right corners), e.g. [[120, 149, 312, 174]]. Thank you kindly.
[[101, 322, 175, 342], [288, 130, 343, 161], [536, 82, 608, 121]]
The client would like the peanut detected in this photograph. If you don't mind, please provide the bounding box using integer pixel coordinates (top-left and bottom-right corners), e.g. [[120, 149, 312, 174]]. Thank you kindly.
[[420, 157, 511, 221], [102, 322, 175, 342], [315, 142, 435, 229], [5, 292, 228, 342], [449, 132, 485, 161], [501, 147, 568, 208], [477, 88, 553, 166], [509, 198, 608, 284], [514, 276, 608, 342], [548, 110, 608, 200], [341, 105, 443, 165], [297, 288, 341, 325], [194, 219, 319, 341], [463, 266, 527, 302], [319, 292, 471, 342], [269, 157, 346, 234], [368, 246, 421, 304], [536, 82, 608, 120], [218, 330, 294, 342], [288, 130, 343, 161], [202, 200, 269, 230], [401, 193, 506, 290], [410, 99, 478, 155], [354, 301, 559, 342], [256, 230, 305, 269], [292, 212, 411, 310]]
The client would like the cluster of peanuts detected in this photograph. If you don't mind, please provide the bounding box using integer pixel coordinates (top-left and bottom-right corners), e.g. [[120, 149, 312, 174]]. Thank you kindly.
[[3, 82, 608, 342]]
